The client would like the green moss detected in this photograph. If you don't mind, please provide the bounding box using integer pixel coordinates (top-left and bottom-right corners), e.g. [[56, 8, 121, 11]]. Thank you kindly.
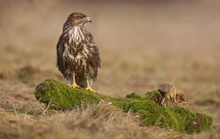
[[126, 92, 142, 99], [35, 78, 103, 109], [35, 78, 213, 134], [145, 90, 162, 100]]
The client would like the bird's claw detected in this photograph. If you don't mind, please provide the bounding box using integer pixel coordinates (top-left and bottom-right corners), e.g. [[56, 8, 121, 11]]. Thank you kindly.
[[69, 83, 80, 88], [86, 86, 96, 92]]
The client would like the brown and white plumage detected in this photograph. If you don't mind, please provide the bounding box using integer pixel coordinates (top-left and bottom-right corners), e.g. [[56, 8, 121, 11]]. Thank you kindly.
[[56, 12, 101, 92]]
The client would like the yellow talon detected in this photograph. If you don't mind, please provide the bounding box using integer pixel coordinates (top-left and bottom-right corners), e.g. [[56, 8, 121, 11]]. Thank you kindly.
[[69, 83, 80, 88], [72, 83, 80, 88], [86, 86, 96, 92], [86, 79, 95, 92]]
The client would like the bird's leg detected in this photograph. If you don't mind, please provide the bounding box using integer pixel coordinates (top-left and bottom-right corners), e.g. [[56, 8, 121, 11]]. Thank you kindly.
[[86, 79, 95, 92], [71, 73, 80, 88]]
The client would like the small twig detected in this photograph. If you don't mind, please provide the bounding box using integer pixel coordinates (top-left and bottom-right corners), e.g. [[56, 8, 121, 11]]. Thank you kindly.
[[42, 98, 52, 115]]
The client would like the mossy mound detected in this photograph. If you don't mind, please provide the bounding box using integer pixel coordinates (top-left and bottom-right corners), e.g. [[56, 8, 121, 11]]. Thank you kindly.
[[35, 78, 212, 134]]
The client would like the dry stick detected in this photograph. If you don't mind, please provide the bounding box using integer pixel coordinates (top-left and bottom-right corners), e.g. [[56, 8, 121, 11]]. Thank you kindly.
[[43, 98, 52, 115]]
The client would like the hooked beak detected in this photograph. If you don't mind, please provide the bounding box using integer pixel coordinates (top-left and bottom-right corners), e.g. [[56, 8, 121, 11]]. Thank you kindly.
[[84, 17, 92, 23]]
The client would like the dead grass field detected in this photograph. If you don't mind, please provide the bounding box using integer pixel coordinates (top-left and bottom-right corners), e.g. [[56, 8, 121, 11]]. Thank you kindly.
[[0, 0, 220, 138]]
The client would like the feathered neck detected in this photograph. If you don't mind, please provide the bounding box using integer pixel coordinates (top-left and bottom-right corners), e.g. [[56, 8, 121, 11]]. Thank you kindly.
[[63, 22, 85, 44]]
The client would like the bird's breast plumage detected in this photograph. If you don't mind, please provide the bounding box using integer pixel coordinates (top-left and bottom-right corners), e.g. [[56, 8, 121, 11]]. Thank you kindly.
[[62, 27, 87, 65]]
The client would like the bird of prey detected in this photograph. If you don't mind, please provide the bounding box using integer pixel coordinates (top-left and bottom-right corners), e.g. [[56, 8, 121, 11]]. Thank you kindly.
[[56, 12, 101, 92]]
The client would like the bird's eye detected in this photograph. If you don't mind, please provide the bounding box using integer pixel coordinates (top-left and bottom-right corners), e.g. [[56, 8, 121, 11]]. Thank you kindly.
[[79, 16, 84, 19]]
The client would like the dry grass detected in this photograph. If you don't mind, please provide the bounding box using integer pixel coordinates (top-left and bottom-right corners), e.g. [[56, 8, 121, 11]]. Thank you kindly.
[[0, 0, 220, 138]]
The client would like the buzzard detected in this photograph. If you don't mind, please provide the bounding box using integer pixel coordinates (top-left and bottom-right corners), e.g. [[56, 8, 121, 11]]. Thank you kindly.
[[56, 12, 101, 92]]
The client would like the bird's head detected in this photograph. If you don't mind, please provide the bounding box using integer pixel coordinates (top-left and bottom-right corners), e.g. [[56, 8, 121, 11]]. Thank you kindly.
[[66, 12, 92, 26]]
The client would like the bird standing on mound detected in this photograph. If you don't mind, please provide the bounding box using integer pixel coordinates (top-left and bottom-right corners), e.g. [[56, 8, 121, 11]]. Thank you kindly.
[[56, 12, 101, 92]]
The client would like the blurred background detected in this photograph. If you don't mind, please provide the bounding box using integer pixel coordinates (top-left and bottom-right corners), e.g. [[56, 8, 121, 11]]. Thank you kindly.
[[0, 0, 220, 137], [0, 0, 220, 98]]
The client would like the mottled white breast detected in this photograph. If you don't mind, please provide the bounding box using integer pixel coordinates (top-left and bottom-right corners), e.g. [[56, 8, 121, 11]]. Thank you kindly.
[[63, 26, 89, 67], [68, 26, 85, 45]]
